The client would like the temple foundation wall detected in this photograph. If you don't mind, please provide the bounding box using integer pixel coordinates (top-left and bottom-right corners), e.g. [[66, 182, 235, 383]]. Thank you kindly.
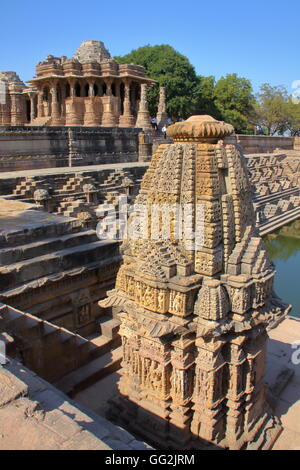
[[0, 126, 144, 171]]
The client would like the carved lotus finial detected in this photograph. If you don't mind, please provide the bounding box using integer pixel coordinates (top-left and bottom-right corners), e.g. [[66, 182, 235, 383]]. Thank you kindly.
[[166, 115, 234, 143]]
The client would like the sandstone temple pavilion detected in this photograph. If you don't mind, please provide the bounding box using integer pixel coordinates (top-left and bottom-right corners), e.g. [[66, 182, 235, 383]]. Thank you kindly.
[[0, 40, 156, 128]]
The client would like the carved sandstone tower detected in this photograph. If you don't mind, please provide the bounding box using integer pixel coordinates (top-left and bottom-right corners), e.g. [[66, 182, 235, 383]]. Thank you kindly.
[[100, 116, 288, 449]]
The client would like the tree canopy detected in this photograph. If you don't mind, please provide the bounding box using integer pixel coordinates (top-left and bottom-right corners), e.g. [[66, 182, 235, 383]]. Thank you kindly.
[[213, 74, 255, 133], [254, 84, 290, 135], [115, 44, 199, 119], [254, 84, 300, 136], [115, 44, 298, 136], [192, 76, 222, 119]]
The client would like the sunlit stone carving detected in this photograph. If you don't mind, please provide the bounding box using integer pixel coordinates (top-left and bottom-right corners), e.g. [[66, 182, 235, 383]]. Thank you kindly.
[[100, 115, 289, 450]]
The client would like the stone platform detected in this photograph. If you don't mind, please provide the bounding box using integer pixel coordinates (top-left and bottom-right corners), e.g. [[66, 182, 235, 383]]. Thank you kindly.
[[0, 126, 144, 172], [0, 357, 151, 450], [267, 316, 300, 450], [0, 199, 81, 244], [0, 161, 149, 180]]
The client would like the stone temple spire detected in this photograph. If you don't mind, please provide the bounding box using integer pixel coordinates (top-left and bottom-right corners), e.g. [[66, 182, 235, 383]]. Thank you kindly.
[[100, 115, 288, 450], [73, 40, 111, 63]]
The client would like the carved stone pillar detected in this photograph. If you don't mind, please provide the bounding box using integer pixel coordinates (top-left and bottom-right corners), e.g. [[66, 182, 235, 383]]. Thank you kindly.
[[101, 96, 117, 126], [29, 94, 36, 123], [50, 82, 61, 125], [37, 90, 44, 118], [88, 81, 95, 97], [101, 79, 117, 126], [65, 97, 84, 126], [119, 80, 135, 127], [70, 80, 76, 98], [10, 90, 24, 125], [60, 84, 66, 124], [115, 82, 121, 119], [156, 86, 168, 130], [138, 132, 153, 162], [135, 84, 152, 131], [0, 83, 11, 125], [84, 96, 101, 126], [105, 79, 112, 96]]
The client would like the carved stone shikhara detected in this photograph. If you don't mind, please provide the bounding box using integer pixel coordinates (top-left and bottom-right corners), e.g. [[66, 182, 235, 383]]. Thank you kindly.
[[100, 115, 288, 450]]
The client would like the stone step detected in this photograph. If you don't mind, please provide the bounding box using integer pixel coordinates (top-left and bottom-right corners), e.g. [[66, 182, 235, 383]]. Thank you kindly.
[[0, 305, 43, 338], [99, 316, 120, 339], [0, 229, 98, 265], [42, 323, 62, 343], [0, 313, 27, 334], [54, 346, 122, 396], [0, 252, 120, 301], [254, 186, 299, 204], [247, 416, 282, 450], [0, 239, 119, 291], [0, 214, 82, 249], [57, 199, 85, 210], [259, 207, 300, 236], [63, 210, 81, 217], [86, 332, 121, 361]]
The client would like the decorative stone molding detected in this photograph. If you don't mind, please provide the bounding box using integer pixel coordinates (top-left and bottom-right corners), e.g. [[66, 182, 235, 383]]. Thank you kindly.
[[167, 115, 234, 143]]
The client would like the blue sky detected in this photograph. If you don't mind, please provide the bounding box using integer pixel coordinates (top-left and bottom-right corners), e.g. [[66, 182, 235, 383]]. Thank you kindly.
[[1, 0, 299, 93]]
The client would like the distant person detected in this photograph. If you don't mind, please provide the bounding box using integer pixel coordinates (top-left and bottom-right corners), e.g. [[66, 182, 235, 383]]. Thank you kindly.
[[151, 117, 158, 130], [162, 125, 167, 139], [167, 118, 172, 125]]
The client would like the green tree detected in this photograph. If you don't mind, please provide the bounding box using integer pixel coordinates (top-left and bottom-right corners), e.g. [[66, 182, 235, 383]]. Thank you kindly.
[[193, 76, 222, 119], [213, 73, 255, 133], [255, 84, 290, 135], [114, 45, 199, 119], [285, 99, 300, 136]]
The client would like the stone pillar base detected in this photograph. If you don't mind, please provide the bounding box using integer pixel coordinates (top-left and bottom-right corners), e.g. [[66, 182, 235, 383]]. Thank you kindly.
[[101, 114, 118, 126], [84, 116, 100, 126], [11, 113, 25, 126], [101, 96, 118, 127], [157, 111, 168, 130], [83, 97, 101, 126], [1, 112, 11, 125], [109, 394, 282, 450], [118, 115, 135, 127], [51, 116, 63, 126], [135, 111, 152, 131], [138, 132, 153, 161], [65, 97, 84, 126]]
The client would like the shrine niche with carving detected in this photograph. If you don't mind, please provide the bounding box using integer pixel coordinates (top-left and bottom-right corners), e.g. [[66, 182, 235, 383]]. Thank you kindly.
[[72, 290, 92, 328]]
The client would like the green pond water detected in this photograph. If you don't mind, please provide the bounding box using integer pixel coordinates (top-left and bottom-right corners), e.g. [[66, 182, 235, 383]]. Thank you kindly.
[[264, 219, 300, 317]]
